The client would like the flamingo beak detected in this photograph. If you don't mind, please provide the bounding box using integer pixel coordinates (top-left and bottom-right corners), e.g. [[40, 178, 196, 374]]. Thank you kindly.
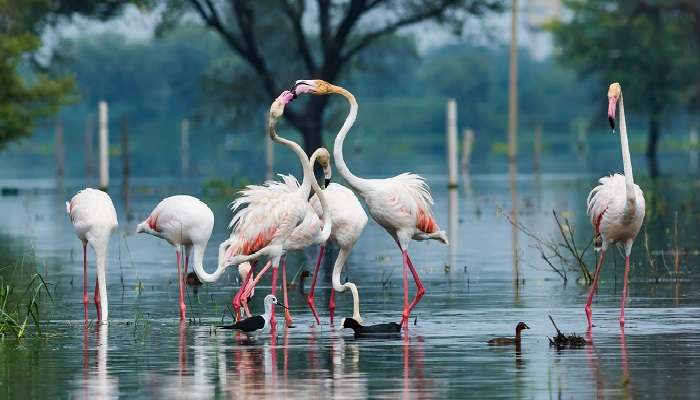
[[608, 97, 617, 131]]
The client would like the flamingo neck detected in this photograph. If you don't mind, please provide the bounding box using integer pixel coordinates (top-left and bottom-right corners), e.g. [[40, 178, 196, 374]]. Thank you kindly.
[[268, 119, 314, 198], [331, 248, 361, 321], [618, 94, 636, 207], [332, 87, 369, 192], [93, 240, 109, 321], [309, 149, 331, 242], [192, 243, 225, 283]]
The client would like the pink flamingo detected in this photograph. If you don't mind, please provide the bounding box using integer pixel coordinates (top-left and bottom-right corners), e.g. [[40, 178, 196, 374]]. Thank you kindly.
[[586, 82, 645, 328], [197, 91, 316, 330], [67, 188, 118, 322], [293, 80, 448, 328]]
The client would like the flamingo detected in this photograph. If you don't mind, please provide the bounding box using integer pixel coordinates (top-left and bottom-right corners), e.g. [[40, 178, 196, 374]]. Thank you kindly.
[[136, 195, 254, 320], [236, 151, 332, 328], [195, 90, 318, 330], [307, 158, 368, 324], [66, 188, 118, 322], [292, 80, 448, 328], [585, 82, 646, 328]]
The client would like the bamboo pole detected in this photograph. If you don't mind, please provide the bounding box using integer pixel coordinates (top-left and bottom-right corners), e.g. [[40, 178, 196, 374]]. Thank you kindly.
[[507, 0, 519, 163], [98, 101, 109, 191], [446, 99, 458, 188], [534, 123, 542, 171], [54, 119, 64, 177], [461, 128, 475, 172], [181, 118, 190, 177]]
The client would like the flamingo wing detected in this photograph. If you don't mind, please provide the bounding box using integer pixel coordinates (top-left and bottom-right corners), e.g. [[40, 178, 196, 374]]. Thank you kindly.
[[387, 173, 439, 234]]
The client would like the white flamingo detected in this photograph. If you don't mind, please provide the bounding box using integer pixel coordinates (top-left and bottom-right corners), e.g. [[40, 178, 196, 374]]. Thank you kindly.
[[307, 159, 368, 325], [67, 188, 118, 322], [585, 82, 645, 328], [292, 80, 448, 328], [195, 90, 318, 330], [136, 195, 253, 320]]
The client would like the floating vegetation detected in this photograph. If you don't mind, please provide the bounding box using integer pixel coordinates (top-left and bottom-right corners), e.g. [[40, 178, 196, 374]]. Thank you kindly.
[[0, 272, 52, 340], [548, 315, 587, 349]]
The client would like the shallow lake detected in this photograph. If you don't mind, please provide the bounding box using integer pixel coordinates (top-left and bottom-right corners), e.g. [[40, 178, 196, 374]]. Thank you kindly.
[[1, 158, 699, 398]]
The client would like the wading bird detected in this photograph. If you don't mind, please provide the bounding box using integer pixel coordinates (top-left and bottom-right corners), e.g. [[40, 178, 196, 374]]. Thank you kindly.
[[67, 188, 118, 322], [237, 149, 332, 328], [293, 80, 448, 328], [136, 195, 215, 320], [210, 91, 318, 330], [585, 82, 645, 328], [307, 158, 368, 324], [219, 294, 287, 334]]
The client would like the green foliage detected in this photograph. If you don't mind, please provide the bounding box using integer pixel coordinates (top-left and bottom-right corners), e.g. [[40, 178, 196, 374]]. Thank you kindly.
[[0, 270, 51, 340], [548, 0, 700, 158]]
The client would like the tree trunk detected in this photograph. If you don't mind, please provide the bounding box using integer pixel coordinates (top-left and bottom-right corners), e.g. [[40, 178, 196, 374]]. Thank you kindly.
[[647, 114, 660, 178], [300, 115, 323, 156]]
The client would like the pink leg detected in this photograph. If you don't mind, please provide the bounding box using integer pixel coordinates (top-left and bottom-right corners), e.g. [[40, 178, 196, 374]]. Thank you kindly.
[[241, 261, 272, 314], [233, 261, 255, 321], [404, 252, 425, 322], [620, 255, 630, 327], [83, 243, 88, 322], [94, 278, 101, 321], [401, 250, 410, 329], [585, 250, 606, 329], [281, 259, 293, 327], [270, 265, 278, 330], [177, 249, 186, 320], [329, 288, 336, 325], [306, 245, 325, 325]]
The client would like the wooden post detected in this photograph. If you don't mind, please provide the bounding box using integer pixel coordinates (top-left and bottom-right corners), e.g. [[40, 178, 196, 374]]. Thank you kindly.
[[690, 126, 698, 170], [121, 115, 131, 219], [461, 128, 475, 172], [99, 101, 109, 191], [507, 0, 519, 164], [84, 115, 94, 184], [55, 119, 65, 177], [534, 124, 542, 171], [446, 99, 458, 188], [181, 118, 189, 177], [265, 116, 274, 181]]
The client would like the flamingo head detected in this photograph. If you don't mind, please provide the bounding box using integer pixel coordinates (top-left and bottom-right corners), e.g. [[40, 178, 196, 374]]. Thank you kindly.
[[607, 82, 621, 131], [291, 79, 334, 97], [316, 147, 332, 187], [270, 90, 295, 121]]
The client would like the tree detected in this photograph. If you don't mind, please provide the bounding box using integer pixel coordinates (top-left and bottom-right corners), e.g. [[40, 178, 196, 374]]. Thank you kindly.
[[548, 0, 697, 175], [172, 0, 503, 154], [0, 0, 131, 147]]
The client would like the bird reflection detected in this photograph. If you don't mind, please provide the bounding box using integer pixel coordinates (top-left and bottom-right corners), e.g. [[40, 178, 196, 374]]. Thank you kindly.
[[585, 329, 606, 398], [620, 327, 631, 397], [78, 324, 118, 399]]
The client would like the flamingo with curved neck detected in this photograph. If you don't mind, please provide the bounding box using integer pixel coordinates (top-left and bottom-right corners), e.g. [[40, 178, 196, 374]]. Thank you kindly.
[[586, 82, 646, 328], [293, 80, 448, 328]]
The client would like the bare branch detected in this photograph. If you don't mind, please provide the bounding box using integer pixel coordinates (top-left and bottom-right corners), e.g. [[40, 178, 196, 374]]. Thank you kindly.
[[282, 0, 317, 73], [189, 0, 246, 54]]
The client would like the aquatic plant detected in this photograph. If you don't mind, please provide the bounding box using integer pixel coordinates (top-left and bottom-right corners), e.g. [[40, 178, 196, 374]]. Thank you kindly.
[[0, 272, 52, 340]]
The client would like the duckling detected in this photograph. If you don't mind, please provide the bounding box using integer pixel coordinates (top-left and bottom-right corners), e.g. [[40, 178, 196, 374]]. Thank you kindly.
[[341, 317, 401, 339], [488, 322, 530, 345]]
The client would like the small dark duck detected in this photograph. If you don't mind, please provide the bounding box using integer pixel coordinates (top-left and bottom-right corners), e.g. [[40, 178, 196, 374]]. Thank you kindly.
[[488, 322, 530, 345], [341, 318, 401, 339]]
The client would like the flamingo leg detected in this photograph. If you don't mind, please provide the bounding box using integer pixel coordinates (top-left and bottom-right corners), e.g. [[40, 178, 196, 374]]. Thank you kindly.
[[401, 250, 410, 329], [83, 242, 88, 322], [94, 277, 101, 321], [233, 261, 255, 321], [281, 258, 293, 328], [403, 252, 425, 325], [585, 250, 606, 329], [241, 262, 255, 318], [241, 261, 272, 314], [306, 245, 325, 325], [620, 255, 630, 327], [329, 287, 336, 325], [270, 265, 279, 331], [177, 249, 186, 320]]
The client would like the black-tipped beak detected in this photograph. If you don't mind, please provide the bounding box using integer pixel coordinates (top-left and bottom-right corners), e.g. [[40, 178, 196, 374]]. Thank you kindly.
[[290, 82, 301, 99], [324, 178, 331, 188], [608, 116, 615, 130]]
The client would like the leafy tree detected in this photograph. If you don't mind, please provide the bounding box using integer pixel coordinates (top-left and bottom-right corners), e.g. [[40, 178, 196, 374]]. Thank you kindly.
[[548, 0, 698, 175], [159, 0, 504, 153]]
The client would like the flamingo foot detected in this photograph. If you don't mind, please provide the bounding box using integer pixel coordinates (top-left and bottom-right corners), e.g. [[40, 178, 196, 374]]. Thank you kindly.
[[306, 295, 321, 326]]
